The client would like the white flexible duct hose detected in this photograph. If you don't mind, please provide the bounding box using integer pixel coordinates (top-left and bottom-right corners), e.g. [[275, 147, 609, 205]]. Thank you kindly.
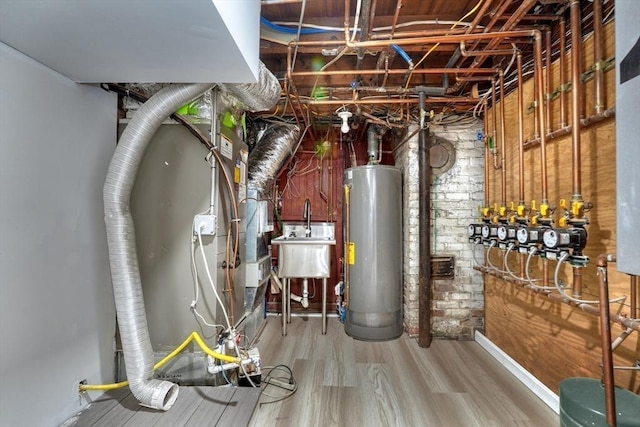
[[104, 83, 213, 410]]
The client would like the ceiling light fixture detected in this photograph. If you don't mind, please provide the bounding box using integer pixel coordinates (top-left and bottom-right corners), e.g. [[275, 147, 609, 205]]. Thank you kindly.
[[337, 110, 352, 133]]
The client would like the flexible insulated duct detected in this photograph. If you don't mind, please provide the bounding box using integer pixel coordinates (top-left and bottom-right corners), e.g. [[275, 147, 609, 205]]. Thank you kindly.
[[247, 124, 301, 192], [219, 61, 281, 112], [104, 83, 213, 410], [105, 60, 280, 410]]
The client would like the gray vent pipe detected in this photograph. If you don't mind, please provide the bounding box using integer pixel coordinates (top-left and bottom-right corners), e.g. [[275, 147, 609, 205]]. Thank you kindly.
[[104, 83, 213, 410]]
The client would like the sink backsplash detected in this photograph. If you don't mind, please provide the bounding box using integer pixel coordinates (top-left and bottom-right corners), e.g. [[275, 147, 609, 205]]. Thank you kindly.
[[282, 222, 335, 239]]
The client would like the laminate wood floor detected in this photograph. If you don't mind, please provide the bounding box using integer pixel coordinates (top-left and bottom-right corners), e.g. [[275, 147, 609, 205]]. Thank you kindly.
[[249, 316, 558, 427], [64, 386, 261, 427]]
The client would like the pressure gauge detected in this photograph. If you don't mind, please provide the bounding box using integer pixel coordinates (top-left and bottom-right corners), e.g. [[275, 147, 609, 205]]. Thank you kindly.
[[543, 229, 559, 248], [468, 224, 478, 237], [516, 227, 529, 244], [481, 225, 491, 239], [497, 226, 508, 241]]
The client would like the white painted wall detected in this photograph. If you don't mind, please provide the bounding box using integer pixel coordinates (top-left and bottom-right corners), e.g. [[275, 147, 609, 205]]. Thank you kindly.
[[0, 43, 117, 427]]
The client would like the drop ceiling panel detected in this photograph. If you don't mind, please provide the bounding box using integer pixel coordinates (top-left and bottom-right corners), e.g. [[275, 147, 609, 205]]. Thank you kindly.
[[0, 0, 260, 83]]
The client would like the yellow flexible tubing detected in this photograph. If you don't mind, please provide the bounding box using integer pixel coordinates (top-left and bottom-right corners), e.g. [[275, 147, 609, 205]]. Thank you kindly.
[[79, 332, 240, 391]]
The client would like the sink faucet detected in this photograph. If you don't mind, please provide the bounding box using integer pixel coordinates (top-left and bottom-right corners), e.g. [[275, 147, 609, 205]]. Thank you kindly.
[[303, 198, 311, 236]]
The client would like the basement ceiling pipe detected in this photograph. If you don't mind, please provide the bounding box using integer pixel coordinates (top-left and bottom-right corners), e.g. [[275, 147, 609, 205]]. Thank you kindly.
[[104, 64, 281, 411]]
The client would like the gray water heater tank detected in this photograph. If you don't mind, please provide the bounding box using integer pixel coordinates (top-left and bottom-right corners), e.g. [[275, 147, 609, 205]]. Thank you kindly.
[[344, 165, 403, 341]]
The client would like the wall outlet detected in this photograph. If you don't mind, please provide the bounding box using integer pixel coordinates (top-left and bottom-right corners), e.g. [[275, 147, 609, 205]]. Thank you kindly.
[[194, 214, 217, 236]]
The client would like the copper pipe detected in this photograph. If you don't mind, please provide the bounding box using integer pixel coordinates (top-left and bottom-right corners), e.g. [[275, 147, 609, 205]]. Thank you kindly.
[[491, 78, 500, 171], [467, 0, 494, 34], [499, 69, 506, 206], [389, 0, 402, 39], [596, 254, 617, 427], [496, 14, 560, 21], [484, 99, 490, 207], [570, 0, 582, 198], [573, 266, 582, 298], [542, 258, 549, 288], [533, 75, 539, 139], [534, 32, 549, 203], [465, 0, 512, 56], [460, 41, 515, 57], [631, 275, 638, 320], [291, 67, 499, 77], [517, 51, 525, 203], [523, 108, 616, 149], [545, 29, 553, 134], [293, 29, 538, 48], [456, 76, 495, 82], [593, 0, 605, 114], [476, 265, 640, 333], [301, 97, 478, 106], [367, 0, 378, 39], [559, 18, 567, 127], [467, 0, 536, 69], [371, 28, 472, 40]]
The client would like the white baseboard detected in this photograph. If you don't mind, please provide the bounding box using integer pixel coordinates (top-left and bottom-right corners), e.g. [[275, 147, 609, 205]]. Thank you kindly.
[[474, 331, 559, 414]]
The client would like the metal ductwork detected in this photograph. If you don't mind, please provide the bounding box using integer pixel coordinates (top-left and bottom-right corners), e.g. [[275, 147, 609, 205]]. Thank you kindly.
[[103, 62, 281, 411], [219, 61, 281, 112], [247, 124, 301, 192]]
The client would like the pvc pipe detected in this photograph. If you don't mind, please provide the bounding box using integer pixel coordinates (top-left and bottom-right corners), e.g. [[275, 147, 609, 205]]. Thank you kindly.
[[302, 278, 310, 308], [270, 270, 306, 306]]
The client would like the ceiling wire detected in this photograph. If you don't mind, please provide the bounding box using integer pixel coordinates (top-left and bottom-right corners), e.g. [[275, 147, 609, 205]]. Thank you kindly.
[[290, 0, 308, 73], [403, 0, 484, 90]]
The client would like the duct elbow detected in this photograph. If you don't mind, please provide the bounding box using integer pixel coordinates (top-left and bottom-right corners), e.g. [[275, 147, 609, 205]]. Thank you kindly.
[[129, 378, 179, 411]]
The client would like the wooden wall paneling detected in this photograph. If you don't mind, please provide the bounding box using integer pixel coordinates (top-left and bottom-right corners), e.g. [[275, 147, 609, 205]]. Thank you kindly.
[[483, 20, 638, 395]]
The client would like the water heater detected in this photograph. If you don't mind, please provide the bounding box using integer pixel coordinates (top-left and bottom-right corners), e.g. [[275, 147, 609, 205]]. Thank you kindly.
[[344, 165, 403, 341]]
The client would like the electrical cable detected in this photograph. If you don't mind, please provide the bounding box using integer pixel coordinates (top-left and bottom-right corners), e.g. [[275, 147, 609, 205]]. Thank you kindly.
[[405, 0, 484, 89], [554, 253, 627, 305], [524, 247, 553, 289], [290, 0, 308, 73], [504, 243, 523, 281], [485, 240, 503, 272], [190, 227, 225, 330], [79, 332, 240, 391], [198, 227, 232, 330], [259, 365, 298, 404], [472, 242, 484, 268]]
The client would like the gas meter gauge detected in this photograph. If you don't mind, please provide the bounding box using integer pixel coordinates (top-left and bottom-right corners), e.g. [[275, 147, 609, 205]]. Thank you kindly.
[[543, 229, 559, 248], [481, 225, 491, 239], [516, 227, 529, 244], [497, 226, 508, 241]]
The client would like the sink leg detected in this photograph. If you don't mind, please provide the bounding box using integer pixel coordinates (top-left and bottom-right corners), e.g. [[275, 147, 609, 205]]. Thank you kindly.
[[287, 278, 292, 324], [322, 278, 327, 334], [282, 278, 287, 336]]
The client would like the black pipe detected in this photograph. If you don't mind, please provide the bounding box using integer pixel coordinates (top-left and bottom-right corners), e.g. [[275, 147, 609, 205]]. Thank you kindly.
[[418, 90, 432, 348]]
